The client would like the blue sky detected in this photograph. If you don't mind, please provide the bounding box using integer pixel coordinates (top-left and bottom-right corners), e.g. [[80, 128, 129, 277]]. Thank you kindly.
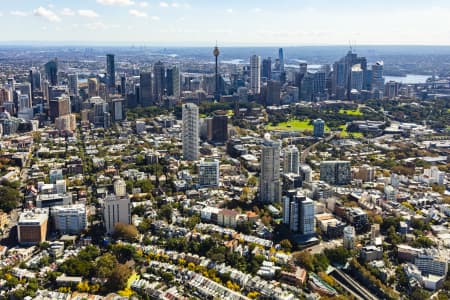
[[2, 0, 450, 45]]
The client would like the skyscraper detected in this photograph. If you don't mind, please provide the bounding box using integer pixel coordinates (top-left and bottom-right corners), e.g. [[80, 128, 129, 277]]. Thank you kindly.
[[166, 66, 180, 98], [283, 145, 299, 174], [139, 71, 153, 107], [153, 61, 165, 103], [106, 54, 115, 90], [350, 64, 364, 91], [259, 135, 281, 203], [88, 78, 99, 97], [371, 61, 385, 96], [332, 51, 367, 99], [213, 45, 220, 100], [282, 193, 315, 235], [103, 194, 131, 234], [266, 80, 281, 106], [29, 67, 41, 100], [182, 103, 199, 161], [313, 118, 325, 138], [45, 59, 58, 86], [68, 74, 79, 97], [250, 55, 261, 94], [278, 48, 285, 73], [120, 74, 126, 97], [262, 57, 272, 80], [211, 114, 228, 144], [320, 161, 351, 185]]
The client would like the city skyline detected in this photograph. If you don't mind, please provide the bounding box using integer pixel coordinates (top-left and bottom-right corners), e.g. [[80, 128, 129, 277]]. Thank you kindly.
[[2, 0, 450, 45]]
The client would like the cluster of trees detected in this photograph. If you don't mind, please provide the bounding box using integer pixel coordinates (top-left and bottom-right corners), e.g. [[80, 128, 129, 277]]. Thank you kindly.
[[113, 223, 139, 242], [58, 245, 134, 293], [0, 180, 21, 213]]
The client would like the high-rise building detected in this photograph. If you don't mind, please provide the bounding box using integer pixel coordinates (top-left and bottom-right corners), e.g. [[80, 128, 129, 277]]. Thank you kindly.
[[45, 59, 58, 86], [278, 48, 285, 73], [213, 45, 220, 100], [182, 103, 199, 161], [103, 194, 131, 234], [259, 135, 281, 203], [199, 159, 220, 187], [282, 193, 315, 235], [371, 61, 385, 96], [283, 145, 299, 174], [166, 66, 180, 98], [29, 67, 41, 99], [18, 208, 49, 245], [211, 114, 228, 143], [139, 71, 153, 107], [343, 225, 356, 250], [88, 78, 99, 97], [51, 204, 87, 234], [350, 64, 364, 91], [68, 74, 79, 96], [120, 74, 126, 97], [262, 57, 272, 80], [153, 61, 165, 103], [49, 95, 70, 121], [266, 80, 281, 106], [320, 161, 351, 185], [106, 54, 115, 90], [332, 51, 367, 99], [313, 118, 325, 137], [250, 55, 261, 94]]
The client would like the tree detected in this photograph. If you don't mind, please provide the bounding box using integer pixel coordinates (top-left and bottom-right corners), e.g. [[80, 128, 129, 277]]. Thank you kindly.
[[323, 247, 351, 266], [113, 223, 139, 242], [280, 239, 293, 252], [159, 205, 173, 223], [106, 264, 132, 292], [0, 185, 20, 212], [96, 253, 118, 278], [293, 251, 314, 271]]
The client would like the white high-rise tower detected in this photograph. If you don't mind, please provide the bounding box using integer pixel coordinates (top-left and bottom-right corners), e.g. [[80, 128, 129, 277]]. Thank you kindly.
[[259, 135, 281, 203], [250, 55, 261, 94], [283, 145, 299, 174], [182, 103, 199, 161]]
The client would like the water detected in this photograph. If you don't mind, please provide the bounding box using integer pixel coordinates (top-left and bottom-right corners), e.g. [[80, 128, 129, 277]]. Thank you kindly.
[[384, 74, 430, 84]]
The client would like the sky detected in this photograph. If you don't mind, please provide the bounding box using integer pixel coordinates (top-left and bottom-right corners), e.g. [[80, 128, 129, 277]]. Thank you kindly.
[[2, 0, 450, 45]]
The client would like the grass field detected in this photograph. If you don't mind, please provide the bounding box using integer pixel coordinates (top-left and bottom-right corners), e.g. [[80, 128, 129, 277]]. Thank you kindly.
[[266, 119, 313, 131], [339, 108, 363, 116], [338, 124, 363, 138]]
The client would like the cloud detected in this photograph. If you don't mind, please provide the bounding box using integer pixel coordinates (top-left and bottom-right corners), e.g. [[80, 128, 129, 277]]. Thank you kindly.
[[61, 8, 75, 16], [138, 2, 149, 7], [226, 8, 233, 13], [0, 12, 3, 17], [33, 6, 61, 22], [10, 10, 29, 17], [129, 9, 147, 17], [159, 2, 169, 7], [97, 0, 134, 5], [85, 22, 119, 30], [171, 3, 179, 8], [78, 10, 99, 18], [251, 8, 262, 13], [151, 16, 160, 21]]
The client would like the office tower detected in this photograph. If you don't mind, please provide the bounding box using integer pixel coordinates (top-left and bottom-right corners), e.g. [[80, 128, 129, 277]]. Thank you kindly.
[[350, 64, 363, 91], [213, 45, 220, 100], [68, 74, 79, 96], [166, 66, 180, 98], [51, 204, 87, 234], [182, 103, 199, 161], [313, 118, 325, 137], [250, 55, 261, 94], [114, 178, 127, 197], [282, 193, 315, 235], [343, 226, 356, 250], [106, 54, 115, 90], [313, 71, 327, 99], [262, 57, 272, 80], [112, 98, 125, 122], [320, 160, 351, 185], [199, 159, 220, 187], [103, 194, 131, 234], [120, 74, 126, 97], [49, 95, 70, 121], [139, 71, 153, 107], [385, 81, 399, 99], [211, 114, 228, 143], [371, 61, 385, 93], [332, 51, 367, 99], [18, 94, 31, 111], [16, 83, 32, 103], [29, 67, 41, 100], [45, 59, 58, 86], [259, 135, 281, 203], [299, 63, 308, 76], [88, 78, 99, 97], [283, 145, 299, 174], [278, 48, 285, 73], [266, 80, 281, 106], [153, 61, 165, 103], [300, 74, 314, 101], [17, 208, 49, 245]]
